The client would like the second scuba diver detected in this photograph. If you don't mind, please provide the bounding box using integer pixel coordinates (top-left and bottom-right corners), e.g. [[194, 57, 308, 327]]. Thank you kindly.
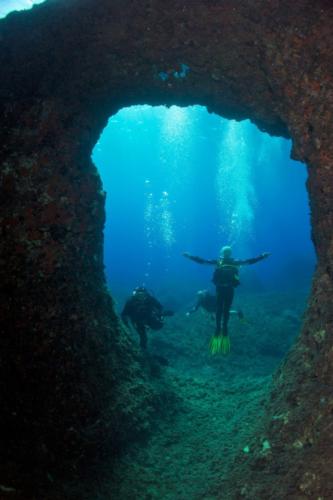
[[186, 289, 244, 321], [121, 286, 174, 351]]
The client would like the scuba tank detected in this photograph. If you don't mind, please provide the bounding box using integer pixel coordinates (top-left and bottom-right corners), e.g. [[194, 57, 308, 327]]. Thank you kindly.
[[212, 258, 240, 287]]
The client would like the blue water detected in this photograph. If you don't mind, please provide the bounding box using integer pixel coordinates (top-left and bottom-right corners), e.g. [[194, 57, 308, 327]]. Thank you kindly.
[[0, 0, 45, 18], [93, 105, 315, 307]]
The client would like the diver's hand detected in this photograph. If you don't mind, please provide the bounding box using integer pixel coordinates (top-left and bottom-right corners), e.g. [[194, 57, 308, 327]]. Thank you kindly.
[[262, 252, 271, 259]]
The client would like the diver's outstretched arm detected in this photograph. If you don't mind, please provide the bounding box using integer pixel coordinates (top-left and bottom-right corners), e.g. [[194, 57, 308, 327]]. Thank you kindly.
[[183, 252, 217, 265], [235, 252, 271, 266]]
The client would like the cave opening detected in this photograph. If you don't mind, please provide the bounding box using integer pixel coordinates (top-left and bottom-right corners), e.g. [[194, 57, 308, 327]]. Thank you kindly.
[[90, 104, 316, 496], [92, 104, 315, 375]]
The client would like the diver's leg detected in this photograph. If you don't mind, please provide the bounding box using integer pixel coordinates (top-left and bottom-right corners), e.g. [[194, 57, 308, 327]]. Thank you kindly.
[[137, 324, 148, 350], [222, 287, 234, 336], [215, 287, 223, 335], [237, 309, 244, 320]]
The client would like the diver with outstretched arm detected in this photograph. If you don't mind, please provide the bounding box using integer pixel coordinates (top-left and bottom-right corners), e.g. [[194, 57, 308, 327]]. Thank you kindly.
[[183, 246, 270, 354]]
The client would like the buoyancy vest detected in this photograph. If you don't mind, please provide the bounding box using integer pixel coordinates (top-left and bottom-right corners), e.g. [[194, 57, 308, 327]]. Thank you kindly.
[[133, 291, 164, 329], [133, 291, 150, 313], [212, 258, 240, 287]]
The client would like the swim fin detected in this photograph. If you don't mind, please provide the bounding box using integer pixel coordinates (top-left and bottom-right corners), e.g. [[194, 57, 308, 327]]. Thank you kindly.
[[221, 335, 231, 355], [209, 334, 222, 355], [209, 334, 230, 355]]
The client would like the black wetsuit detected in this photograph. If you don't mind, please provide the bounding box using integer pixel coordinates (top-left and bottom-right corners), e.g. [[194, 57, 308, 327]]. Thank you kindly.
[[121, 289, 169, 349], [186, 254, 267, 335], [190, 292, 216, 314], [189, 291, 244, 322]]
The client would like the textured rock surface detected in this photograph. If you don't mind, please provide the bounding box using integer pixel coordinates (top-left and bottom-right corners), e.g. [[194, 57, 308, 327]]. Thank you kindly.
[[0, 0, 333, 497]]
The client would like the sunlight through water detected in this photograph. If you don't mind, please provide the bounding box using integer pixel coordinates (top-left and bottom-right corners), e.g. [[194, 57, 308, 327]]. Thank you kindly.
[[216, 120, 256, 253], [0, 0, 46, 18], [92, 104, 314, 294]]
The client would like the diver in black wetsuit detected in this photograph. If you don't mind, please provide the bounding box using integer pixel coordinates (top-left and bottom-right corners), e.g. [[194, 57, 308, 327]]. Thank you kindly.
[[187, 289, 244, 321], [183, 246, 270, 338], [187, 289, 216, 316], [121, 286, 173, 350]]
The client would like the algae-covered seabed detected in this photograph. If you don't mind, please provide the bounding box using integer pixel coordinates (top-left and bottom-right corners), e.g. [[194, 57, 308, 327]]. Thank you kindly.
[[110, 374, 269, 500], [109, 291, 305, 499]]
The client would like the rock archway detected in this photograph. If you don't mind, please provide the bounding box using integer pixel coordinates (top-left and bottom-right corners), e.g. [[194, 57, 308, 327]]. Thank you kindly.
[[1, 0, 332, 497]]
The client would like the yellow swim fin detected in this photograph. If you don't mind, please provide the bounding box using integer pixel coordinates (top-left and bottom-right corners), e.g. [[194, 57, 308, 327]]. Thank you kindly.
[[221, 335, 231, 355], [209, 334, 230, 355]]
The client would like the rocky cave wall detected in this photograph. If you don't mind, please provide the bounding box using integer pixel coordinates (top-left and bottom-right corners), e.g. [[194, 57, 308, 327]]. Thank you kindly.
[[0, 0, 333, 497]]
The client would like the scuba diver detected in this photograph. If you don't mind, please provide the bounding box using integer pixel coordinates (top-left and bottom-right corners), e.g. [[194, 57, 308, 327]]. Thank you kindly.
[[121, 286, 174, 350], [183, 246, 270, 354], [187, 289, 244, 321]]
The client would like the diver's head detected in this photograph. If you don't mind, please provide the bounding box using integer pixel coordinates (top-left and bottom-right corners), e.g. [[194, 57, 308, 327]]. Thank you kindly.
[[220, 245, 232, 258]]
